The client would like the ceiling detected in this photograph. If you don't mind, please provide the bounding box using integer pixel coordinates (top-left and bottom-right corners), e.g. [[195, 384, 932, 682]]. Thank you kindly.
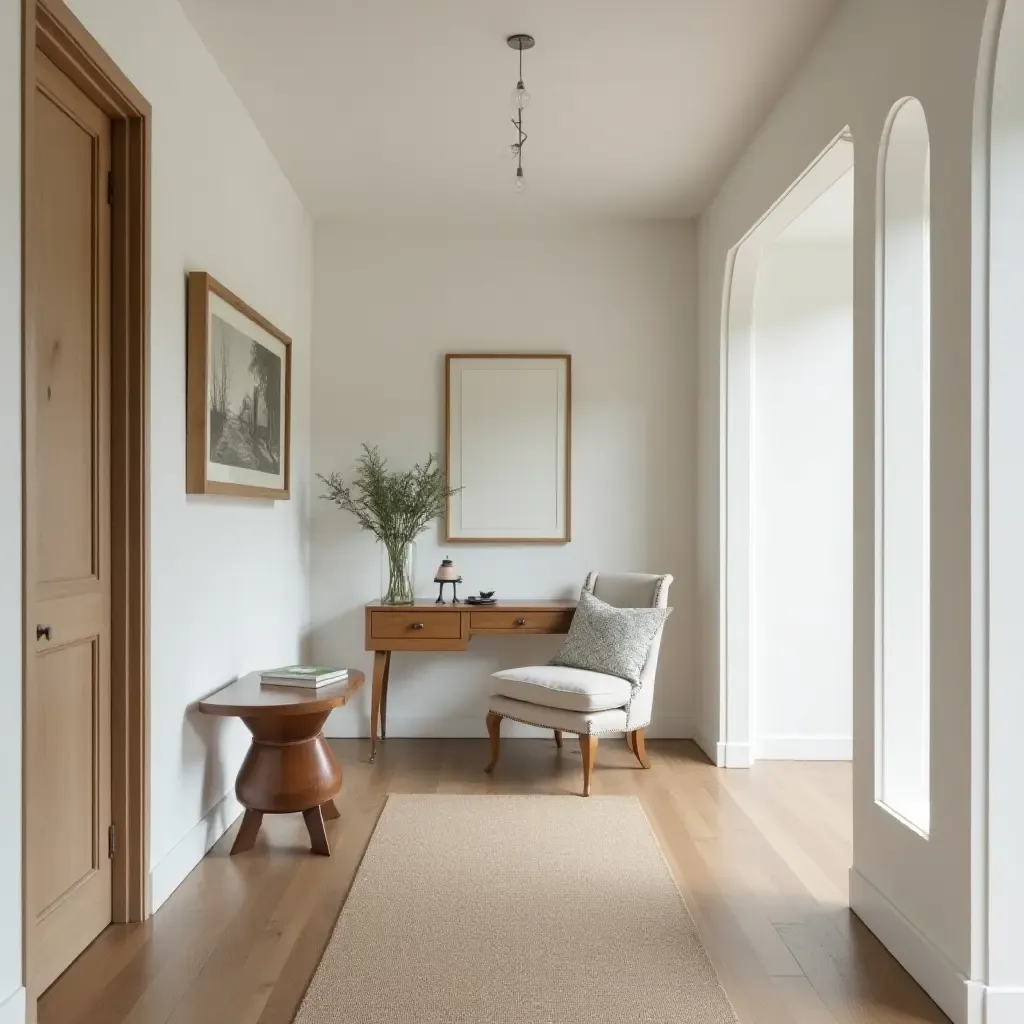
[[181, 0, 840, 221]]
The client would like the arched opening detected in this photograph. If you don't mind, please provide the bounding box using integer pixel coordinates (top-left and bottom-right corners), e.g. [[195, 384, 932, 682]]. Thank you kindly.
[[719, 131, 854, 767], [875, 97, 932, 836]]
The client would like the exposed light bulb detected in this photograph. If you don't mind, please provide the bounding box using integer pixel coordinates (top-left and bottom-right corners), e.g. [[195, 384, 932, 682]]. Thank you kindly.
[[516, 168, 525, 194], [511, 81, 531, 110]]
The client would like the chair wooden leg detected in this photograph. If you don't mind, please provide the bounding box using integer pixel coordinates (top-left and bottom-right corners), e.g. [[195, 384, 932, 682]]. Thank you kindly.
[[485, 712, 502, 773], [553, 729, 563, 749], [630, 728, 651, 769], [579, 734, 598, 796], [625, 731, 635, 754]]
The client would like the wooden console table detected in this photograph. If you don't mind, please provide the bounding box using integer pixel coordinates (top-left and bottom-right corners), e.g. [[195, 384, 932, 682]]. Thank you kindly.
[[364, 599, 576, 761], [198, 670, 364, 855]]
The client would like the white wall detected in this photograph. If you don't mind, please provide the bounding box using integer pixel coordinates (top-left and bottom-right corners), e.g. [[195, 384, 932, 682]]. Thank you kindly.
[[696, 0, 987, 1020], [62, 0, 314, 910], [978, 0, 1024, 1017], [0, 0, 23, 1016], [751, 231, 852, 761], [311, 220, 697, 740]]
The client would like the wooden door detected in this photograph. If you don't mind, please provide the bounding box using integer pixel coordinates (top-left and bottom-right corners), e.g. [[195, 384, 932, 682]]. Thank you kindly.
[[26, 48, 113, 992]]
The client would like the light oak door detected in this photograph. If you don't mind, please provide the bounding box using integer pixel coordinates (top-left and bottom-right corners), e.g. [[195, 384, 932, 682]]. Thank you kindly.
[[26, 49, 113, 992]]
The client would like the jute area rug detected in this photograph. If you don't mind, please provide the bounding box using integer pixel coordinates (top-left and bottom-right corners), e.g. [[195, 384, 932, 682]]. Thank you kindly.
[[296, 795, 739, 1023]]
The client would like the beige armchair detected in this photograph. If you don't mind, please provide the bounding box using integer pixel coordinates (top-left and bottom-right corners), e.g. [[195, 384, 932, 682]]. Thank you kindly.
[[484, 571, 672, 796]]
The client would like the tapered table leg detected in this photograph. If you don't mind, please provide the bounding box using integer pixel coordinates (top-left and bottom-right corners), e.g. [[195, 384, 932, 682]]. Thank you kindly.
[[380, 651, 391, 739], [370, 650, 389, 763], [231, 809, 264, 855], [321, 798, 340, 820], [303, 806, 330, 856]]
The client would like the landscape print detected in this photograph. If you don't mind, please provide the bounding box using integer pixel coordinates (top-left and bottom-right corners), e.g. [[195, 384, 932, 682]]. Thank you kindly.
[[208, 314, 283, 474], [186, 271, 291, 498]]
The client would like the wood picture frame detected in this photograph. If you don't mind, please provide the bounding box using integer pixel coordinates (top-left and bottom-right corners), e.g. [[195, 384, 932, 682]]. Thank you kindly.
[[445, 353, 571, 543], [186, 272, 292, 499]]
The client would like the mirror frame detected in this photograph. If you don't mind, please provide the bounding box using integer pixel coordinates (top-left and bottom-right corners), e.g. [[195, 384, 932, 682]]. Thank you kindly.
[[445, 353, 572, 543]]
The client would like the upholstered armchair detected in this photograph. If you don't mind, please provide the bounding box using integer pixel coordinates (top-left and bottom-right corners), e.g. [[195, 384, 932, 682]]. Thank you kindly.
[[484, 571, 673, 796]]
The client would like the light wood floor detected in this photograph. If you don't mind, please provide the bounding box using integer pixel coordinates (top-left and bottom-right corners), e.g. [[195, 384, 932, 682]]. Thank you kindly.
[[39, 740, 949, 1024]]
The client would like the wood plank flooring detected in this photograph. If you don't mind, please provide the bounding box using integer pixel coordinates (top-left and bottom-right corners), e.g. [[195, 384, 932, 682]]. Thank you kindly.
[[38, 740, 950, 1024]]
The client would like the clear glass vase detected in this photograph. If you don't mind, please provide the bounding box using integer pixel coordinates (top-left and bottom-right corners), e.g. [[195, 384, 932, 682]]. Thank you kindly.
[[380, 538, 416, 605]]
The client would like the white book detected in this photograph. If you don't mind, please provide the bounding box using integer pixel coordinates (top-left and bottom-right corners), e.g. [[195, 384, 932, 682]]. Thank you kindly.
[[260, 665, 349, 688]]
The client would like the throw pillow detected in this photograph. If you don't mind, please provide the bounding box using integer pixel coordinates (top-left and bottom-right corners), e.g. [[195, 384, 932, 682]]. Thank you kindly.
[[550, 588, 672, 686]]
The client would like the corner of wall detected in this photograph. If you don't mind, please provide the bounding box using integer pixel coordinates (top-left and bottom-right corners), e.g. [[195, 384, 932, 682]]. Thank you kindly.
[[149, 791, 242, 912]]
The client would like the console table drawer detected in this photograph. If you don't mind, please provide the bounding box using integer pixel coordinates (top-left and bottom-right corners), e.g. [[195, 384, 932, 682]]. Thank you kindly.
[[370, 610, 462, 640], [469, 610, 573, 634]]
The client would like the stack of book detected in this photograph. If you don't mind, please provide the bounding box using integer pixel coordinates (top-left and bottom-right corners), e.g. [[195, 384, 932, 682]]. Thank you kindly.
[[260, 665, 349, 689]]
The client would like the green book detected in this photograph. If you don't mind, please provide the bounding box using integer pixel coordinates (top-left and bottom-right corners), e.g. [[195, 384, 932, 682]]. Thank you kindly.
[[260, 665, 348, 687]]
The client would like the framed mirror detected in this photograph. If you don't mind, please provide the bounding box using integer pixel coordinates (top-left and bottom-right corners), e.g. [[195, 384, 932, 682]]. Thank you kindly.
[[445, 354, 571, 543]]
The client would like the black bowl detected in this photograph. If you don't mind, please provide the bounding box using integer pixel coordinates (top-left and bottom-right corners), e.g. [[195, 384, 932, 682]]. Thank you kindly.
[[478, 590, 495, 599]]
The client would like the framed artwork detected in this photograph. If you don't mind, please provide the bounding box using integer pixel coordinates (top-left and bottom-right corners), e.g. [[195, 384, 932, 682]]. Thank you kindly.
[[186, 272, 291, 499], [445, 353, 571, 543]]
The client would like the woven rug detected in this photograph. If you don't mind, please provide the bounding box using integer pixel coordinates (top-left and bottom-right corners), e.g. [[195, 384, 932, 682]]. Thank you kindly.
[[295, 795, 739, 1023]]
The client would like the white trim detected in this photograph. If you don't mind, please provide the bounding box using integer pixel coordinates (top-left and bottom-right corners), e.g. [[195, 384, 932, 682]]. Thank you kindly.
[[0, 987, 25, 1024], [969, 0, 1000, 993], [754, 734, 852, 760], [979, 985, 1024, 1024], [850, 867, 969, 1024], [721, 740, 752, 768], [692, 723, 752, 767], [149, 790, 243, 912], [324, 713, 695, 740]]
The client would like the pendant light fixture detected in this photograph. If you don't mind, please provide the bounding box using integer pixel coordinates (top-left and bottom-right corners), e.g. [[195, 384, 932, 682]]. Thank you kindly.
[[506, 34, 534, 194]]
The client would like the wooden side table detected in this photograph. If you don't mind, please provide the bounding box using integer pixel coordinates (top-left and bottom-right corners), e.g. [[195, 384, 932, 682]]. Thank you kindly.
[[198, 670, 364, 855]]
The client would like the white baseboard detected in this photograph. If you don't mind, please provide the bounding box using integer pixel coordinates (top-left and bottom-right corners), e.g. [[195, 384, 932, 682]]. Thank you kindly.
[[963, 978, 1024, 1024], [690, 723, 750, 767], [970, 983, 1024, 1024], [692, 723, 721, 765], [0, 988, 25, 1024], [149, 790, 242, 912], [721, 740, 751, 768], [754, 734, 852, 761], [324, 714, 695, 740], [850, 867, 968, 1024]]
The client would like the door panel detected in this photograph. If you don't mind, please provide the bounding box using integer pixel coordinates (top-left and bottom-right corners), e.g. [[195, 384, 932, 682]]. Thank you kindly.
[[34, 640, 100, 911], [34, 91, 98, 585], [27, 49, 112, 993]]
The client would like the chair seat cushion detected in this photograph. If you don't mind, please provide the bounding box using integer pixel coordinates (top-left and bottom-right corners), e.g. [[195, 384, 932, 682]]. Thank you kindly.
[[491, 665, 633, 713]]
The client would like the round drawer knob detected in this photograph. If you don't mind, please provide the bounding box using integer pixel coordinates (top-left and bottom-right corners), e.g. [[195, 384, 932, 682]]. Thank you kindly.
[[515, 618, 527, 626], [411, 622, 425, 630]]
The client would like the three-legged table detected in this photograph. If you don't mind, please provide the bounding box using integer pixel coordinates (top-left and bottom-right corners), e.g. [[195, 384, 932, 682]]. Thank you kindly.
[[198, 670, 364, 855]]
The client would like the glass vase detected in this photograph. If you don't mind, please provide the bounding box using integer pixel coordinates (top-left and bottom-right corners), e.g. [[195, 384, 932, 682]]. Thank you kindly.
[[380, 538, 416, 605]]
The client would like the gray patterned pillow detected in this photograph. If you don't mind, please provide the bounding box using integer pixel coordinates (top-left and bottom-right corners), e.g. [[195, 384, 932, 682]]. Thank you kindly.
[[550, 589, 672, 686]]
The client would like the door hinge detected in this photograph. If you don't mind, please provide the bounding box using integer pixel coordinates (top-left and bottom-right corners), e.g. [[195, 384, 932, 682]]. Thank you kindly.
[[107, 171, 113, 205], [108, 823, 116, 859]]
